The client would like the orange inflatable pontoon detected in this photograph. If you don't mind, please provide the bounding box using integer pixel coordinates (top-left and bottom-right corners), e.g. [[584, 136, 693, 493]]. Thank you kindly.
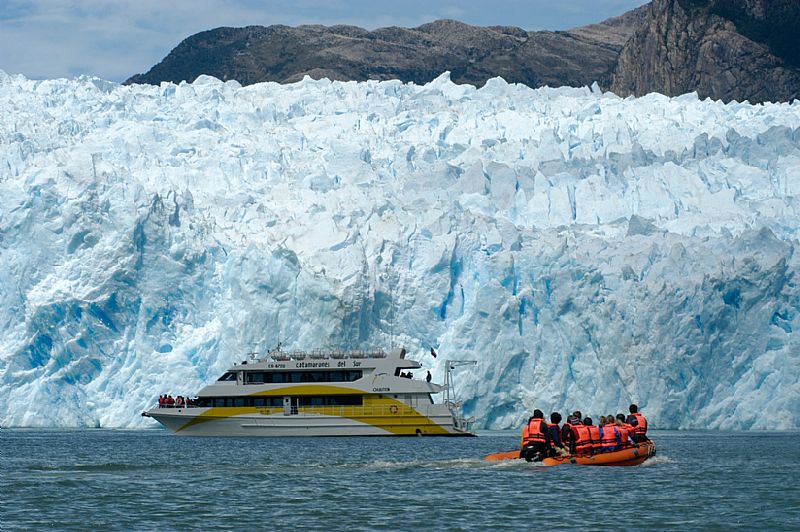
[[484, 442, 656, 466]]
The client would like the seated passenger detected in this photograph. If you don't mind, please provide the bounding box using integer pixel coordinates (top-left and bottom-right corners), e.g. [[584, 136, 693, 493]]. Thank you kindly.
[[615, 413, 635, 447], [560, 413, 579, 453], [599, 416, 621, 452], [571, 419, 592, 456], [520, 409, 549, 462], [583, 417, 601, 455], [626, 404, 649, 443], [546, 412, 565, 456]]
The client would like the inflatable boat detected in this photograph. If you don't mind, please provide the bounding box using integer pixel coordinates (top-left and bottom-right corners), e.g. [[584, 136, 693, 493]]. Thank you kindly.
[[484, 441, 656, 467]]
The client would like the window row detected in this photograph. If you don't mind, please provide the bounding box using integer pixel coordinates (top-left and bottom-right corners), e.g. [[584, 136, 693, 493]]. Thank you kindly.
[[196, 395, 364, 408], [245, 370, 363, 384]]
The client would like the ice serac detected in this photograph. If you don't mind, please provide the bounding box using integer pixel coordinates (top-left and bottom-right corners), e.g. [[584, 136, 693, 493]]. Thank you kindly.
[[1, 70, 799, 430]]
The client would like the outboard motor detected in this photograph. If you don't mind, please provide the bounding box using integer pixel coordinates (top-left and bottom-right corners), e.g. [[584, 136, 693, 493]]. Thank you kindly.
[[520, 444, 545, 462]]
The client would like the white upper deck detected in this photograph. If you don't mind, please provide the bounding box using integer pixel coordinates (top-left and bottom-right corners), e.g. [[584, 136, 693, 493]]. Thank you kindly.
[[227, 347, 420, 373]]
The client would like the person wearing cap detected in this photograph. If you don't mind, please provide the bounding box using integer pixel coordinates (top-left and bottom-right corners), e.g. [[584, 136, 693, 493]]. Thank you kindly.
[[561, 411, 591, 455]]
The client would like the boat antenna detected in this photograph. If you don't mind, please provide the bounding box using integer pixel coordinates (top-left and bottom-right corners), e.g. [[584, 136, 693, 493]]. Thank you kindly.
[[389, 280, 395, 349]]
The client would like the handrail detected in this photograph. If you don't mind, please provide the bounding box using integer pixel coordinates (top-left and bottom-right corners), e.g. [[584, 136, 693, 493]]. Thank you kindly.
[[236, 349, 389, 364]]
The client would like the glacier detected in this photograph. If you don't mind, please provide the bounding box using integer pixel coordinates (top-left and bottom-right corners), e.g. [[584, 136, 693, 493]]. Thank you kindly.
[[1, 70, 799, 430]]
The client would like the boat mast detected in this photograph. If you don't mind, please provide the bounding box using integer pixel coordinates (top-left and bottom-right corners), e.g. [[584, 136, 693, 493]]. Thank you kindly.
[[443, 359, 477, 408]]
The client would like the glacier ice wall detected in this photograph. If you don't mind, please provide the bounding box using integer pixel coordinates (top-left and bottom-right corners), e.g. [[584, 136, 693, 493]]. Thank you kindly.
[[1, 71, 799, 430]]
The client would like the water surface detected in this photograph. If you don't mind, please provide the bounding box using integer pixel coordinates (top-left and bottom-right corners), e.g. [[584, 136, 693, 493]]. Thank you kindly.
[[2, 430, 798, 530]]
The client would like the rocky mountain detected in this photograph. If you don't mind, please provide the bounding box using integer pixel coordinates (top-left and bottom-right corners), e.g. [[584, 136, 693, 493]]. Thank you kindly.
[[610, 0, 800, 103], [126, 1, 800, 103], [126, 9, 647, 89]]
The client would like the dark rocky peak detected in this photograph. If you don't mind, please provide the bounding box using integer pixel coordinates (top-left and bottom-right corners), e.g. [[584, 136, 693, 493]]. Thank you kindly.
[[679, 0, 800, 68], [610, 0, 800, 102]]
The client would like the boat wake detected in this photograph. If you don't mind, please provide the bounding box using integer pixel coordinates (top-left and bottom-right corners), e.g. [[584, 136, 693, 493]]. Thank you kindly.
[[362, 457, 491, 471], [640, 454, 673, 467]]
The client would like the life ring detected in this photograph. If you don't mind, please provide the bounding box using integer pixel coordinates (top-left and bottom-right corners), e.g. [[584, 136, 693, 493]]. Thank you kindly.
[[389, 405, 399, 414]]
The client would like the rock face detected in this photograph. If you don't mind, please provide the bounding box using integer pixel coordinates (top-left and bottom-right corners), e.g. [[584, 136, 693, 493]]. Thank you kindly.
[[610, 0, 800, 103], [126, 12, 646, 89], [126, 1, 800, 105]]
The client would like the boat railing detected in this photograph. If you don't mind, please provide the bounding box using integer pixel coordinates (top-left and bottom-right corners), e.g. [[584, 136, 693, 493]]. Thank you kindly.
[[153, 403, 202, 409], [255, 349, 388, 362]]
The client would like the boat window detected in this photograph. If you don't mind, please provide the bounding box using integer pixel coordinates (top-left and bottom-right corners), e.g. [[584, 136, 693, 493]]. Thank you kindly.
[[204, 397, 283, 407], [246, 372, 264, 383], [246, 370, 364, 383], [297, 395, 364, 407], [217, 372, 237, 382]]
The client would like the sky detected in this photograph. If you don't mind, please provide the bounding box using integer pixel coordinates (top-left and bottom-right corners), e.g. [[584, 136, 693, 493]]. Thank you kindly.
[[0, 0, 649, 83]]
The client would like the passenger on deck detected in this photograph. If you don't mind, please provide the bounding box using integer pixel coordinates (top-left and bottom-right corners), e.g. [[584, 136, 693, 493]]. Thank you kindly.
[[583, 417, 601, 455], [426, 371, 432, 383], [546, 412, 564, 456], [600, 415, 621, 452], [616, 413, 635, 447], [519, 409, 549, 462], [166, 395, 175, 407], [626, 404, 649, 443], [176, 396, 184, 407]]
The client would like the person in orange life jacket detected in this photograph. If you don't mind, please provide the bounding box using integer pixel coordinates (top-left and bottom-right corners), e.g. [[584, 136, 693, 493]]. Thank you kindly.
[[520, 409, 549, 462], [546, 412, 566, 456], [583, 417, 601, 454], [599, 415, 621, 452], [562, 412, 592, 455], [560, 411, 582, 452], [615, 413, 635, 447], [626, 404, 649, 443]]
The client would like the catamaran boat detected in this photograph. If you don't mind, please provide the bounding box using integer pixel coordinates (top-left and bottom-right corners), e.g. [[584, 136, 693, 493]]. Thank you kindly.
[[142, 347, 475, 437]]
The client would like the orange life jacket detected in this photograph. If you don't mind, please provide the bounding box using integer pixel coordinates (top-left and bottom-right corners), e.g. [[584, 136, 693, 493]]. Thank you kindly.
[[571, 424, 592, 455], [630, 413, 648, 436], [622, 423, 636, 443], [523, 418, 547, 445], [600, 423, 620, 450], [616, 424, 631, 446], [586, 425, 601, 452]]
